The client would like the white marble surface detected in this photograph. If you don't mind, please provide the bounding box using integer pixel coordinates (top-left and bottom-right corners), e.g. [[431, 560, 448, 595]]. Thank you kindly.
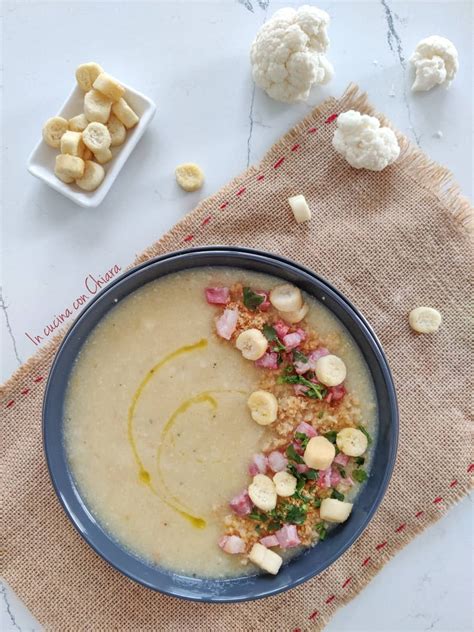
[[1, 1, 472, 630]]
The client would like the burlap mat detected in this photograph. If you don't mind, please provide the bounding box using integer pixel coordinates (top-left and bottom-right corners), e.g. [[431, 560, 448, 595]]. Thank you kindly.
[[1, 84, 473, 631]]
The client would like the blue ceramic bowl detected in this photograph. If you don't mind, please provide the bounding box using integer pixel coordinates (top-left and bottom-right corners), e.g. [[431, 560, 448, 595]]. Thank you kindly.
[[43, 247, 398, 602]]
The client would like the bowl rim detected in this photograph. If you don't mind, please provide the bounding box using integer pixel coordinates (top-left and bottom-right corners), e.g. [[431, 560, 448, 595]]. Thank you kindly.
[[43, 246, 399, 602]]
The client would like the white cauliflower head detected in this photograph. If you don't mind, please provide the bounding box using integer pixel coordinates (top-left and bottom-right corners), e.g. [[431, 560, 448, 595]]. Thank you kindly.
[[250, 5, 333, 104], [410, 35, 459, 92], [332, 110, 400, 172]]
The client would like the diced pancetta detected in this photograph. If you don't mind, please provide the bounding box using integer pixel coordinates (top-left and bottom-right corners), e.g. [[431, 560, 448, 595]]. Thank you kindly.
[[248, 453, 268, 476], [218, 535, 246, 554], [205, 287, 230, 305], [273, 320, 290, 339], [282, 331, 305, 350], [255, 352, 279, 369], [295, 421, 317, 438], [294, 347, 330, 374], [275, 524, 301, 549], [260, 535, 279, 547], [256, 290, 271, 311], [333, 453, 349, 466], [325, 384, 346, 404], [268, 451, 288, 472], [229, 490, 253, 516], [215, 308, 238, 340]]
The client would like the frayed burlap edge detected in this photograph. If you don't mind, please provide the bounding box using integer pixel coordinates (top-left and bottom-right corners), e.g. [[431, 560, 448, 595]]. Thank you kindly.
[[1, 84, 473, 631]]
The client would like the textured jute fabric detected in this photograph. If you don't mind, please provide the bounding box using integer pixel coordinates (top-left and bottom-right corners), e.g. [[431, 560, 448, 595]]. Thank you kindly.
[[1, 85, 473, 631]]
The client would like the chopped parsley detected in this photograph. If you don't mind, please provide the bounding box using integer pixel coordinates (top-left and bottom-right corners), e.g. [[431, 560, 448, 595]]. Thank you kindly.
[[266, 500, 309, 526], [288, 462, 318, 493], [293, 490, 311, 503], [243, 287, 265, 311], [285, 504, 307, 525], [318, 411, 324, 419], [293, 349, 308, 363], [262, 324, 286, 352], [358, 425, 372, 445], [268, 506, 283, 518], [314, 498, 322, 508], [278, 374, 327, 399], [304, 468, 318, 480], [267, 520, 282, 531], [323, 430, 338, 444], [331, 489, 345, 501], [354, 456, 365, 466], [338, 467, 347, 478], [248, 510, 267, 522], [295, 477, 306, 493], [315, 522, 327, 540], [352, 469, 368, 483], [262, 324, 279, 341], [287, 463, 298, 477], [278, 374, 299, 384], [292, 476, 311, 502], [286, 443, 305, 464], [295, 431, 310, 449]]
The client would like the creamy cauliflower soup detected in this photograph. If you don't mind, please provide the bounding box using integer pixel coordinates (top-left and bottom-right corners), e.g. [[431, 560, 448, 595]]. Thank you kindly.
[[64, 267, 377, 577]]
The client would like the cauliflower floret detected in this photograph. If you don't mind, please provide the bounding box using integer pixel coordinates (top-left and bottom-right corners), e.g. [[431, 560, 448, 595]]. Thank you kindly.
[[250, 5, 333, 103], [332, 110, 400, 172], [410, 35, 459, 92]]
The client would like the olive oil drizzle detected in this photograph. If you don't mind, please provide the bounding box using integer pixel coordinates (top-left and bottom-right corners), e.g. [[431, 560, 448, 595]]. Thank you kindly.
[[156, 392, 217, 529], [127, 339, 208, 528], [155, 388, 248, 528]]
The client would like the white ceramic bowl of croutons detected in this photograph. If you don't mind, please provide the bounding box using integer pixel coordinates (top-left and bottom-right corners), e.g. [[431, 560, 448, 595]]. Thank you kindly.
[[27, 82, 156, 208]]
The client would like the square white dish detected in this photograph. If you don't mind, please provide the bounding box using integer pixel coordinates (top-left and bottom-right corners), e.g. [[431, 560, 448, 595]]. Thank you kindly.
[[27, 83, 156, 208]]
